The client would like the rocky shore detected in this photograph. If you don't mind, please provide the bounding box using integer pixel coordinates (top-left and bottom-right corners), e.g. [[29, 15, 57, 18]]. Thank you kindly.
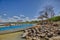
[[0, 23, 60, 40], [22, 24, 60, 40]]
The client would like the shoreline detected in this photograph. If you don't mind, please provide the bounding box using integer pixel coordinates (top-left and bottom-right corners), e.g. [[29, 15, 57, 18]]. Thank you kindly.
[[0, 25, 36, 35]]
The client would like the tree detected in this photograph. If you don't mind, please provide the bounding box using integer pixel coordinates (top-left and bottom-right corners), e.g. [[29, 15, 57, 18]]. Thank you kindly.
[[38, 5, 55, 25], [38, 11, 45, 24], [44, 5, 55, 18]]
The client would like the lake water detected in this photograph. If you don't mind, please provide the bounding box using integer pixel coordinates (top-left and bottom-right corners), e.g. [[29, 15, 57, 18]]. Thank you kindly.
[[0, 24, 33, 31]]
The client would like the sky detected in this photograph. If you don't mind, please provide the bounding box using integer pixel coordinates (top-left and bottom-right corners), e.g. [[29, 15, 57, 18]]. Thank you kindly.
[[0, 0, 60, 22]]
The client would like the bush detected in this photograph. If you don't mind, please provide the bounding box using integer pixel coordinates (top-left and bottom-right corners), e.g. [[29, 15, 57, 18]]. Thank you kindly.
[[48, 16, 60, 21]]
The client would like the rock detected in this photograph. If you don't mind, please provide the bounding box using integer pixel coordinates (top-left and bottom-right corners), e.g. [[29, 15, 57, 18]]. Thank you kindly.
[[49, 36, 60, 40]]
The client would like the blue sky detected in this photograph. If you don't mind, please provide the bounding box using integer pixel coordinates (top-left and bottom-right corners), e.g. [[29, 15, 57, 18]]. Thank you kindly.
[[0, 0, 60, 22]]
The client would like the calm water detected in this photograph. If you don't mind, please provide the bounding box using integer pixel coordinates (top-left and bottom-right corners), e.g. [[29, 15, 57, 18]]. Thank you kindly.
[[0, 24, 33, 31]]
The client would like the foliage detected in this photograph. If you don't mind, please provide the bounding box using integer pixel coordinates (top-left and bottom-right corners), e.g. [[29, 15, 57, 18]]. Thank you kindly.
[[48, 16, 60, 21]]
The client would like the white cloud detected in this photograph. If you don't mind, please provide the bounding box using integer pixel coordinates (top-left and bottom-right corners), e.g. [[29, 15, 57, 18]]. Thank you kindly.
[[31, 18, 40, 21], [20, 15, 25, 17], [0, 16, 2, 18], [13, 16, 21, 19], [23, 17, 40, 22], [3, 14, 7, 16], [0, 14, 41, 22], [55, 14, 60, 16], [25, 17, 29, 19], [13, 16, 19, 18], [0, 16, 3, 22], [0, 15, 21, 22], [34, 16, 38, 18], [7, 17, 17, 22], [5, 15, 25, 22], [0, 16, 2, 19], [25, 17, 30, 21]]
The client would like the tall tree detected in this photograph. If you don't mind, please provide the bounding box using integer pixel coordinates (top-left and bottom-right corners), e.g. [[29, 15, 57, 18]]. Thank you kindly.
[[38, 5, 55, 25]]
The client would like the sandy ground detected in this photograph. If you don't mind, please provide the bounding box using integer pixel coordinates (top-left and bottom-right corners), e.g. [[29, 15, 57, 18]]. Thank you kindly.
[[0, 31, 25, 40]]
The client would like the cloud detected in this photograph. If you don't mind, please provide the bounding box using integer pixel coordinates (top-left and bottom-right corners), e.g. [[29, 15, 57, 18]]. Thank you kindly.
[[23, 17, 40, 22], [34, 16, 39, 18], [55, 13, 60, 16], [3, 14, 7, 16], [0, 15, 21, 22], [25, 17, 30, 21], [2, 15, 25, 22], [31, 18, 40, 21], [0, 16, 2, 19], [6, 17, 18, 22], [13, 16, 21, 19], [20, 15, 25, 17], [0, 14, 40, 22]]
